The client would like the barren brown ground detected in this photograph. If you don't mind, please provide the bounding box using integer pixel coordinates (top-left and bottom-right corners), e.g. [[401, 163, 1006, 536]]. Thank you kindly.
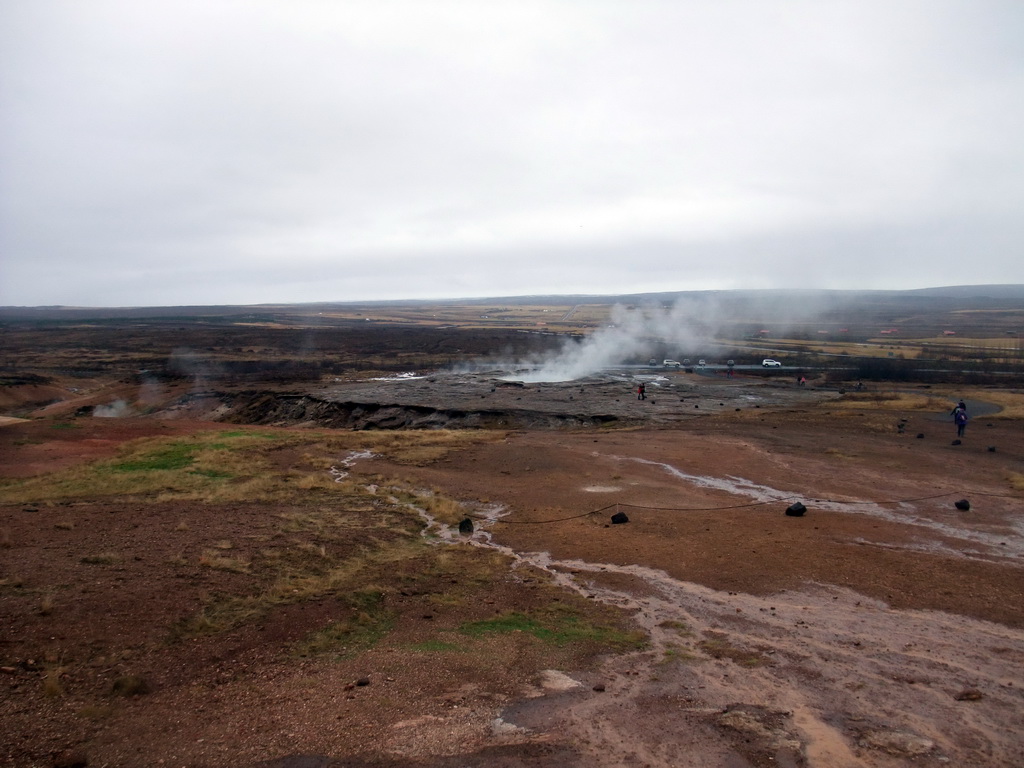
[[2, 370, 1023, 768]]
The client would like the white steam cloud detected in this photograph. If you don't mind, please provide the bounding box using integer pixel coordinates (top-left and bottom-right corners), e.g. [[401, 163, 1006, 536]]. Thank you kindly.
[[94, 399, 132, 418], [512, 301, 718, 382]]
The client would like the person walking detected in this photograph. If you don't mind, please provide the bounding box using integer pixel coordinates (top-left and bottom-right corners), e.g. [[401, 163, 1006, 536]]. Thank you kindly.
[[953, 405, 968, 437], [637, 382, 646, 401]]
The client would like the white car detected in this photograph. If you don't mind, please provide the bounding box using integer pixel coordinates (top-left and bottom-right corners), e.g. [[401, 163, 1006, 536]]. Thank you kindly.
[[662, 359, 681, 368], [762, 358, 782, 367], [697, 359, 706, 367]]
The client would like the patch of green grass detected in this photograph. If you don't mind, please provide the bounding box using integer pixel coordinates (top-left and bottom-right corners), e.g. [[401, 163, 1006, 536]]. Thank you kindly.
[[217, 430, 282, 440], [109, 442, 196, 472], [658, 619, 692, 635], [660, 643, 698, 664], [293, 589, 393, 658], [459, 609, 645, 650]]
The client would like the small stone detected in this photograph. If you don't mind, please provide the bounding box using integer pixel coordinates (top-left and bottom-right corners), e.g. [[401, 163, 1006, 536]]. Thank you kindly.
[[954, 688, 983, 701], [954, 499, 970, 511], [916, 433, 924, 439], [610, 511, 629, 525], [592, 682, 606, 692], [785, 502, 807, 517], [356, 677, 370, 686], [987, 446, 996, 452]]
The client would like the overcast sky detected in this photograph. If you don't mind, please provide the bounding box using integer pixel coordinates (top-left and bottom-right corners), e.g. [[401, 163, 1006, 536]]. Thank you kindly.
[[1, 1, 1022, 307]]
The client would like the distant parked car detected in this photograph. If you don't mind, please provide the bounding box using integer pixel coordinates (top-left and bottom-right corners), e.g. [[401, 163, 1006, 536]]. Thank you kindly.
[[727, 359, 735, 367], [663, 359, 681, 368], [649, 359, 658, 367], [762, 359, 782, 367], [682, 358, 691, 365], [697, 359, 706, 367]]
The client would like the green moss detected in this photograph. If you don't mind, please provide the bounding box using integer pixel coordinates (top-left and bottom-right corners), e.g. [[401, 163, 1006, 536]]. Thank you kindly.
[[459, 610, 645, 650], [109, 442, 196, 472]]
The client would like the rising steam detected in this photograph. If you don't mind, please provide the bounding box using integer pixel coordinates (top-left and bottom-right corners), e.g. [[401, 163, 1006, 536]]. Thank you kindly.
[[511, 300, 718, 382]]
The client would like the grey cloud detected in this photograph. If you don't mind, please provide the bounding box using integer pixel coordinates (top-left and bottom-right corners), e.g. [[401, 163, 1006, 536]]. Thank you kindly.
[[1, 1, 1022, 306]]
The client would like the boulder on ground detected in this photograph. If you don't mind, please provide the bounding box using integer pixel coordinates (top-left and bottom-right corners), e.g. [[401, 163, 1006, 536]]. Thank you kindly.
[[785, 502, 807, 517]]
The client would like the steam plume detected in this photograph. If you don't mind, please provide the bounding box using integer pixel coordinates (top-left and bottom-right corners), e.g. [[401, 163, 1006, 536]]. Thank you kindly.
[[513, 300, 717, 382]]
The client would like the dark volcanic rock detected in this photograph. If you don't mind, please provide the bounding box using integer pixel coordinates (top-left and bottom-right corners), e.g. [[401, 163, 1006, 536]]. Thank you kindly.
[[220, 392, 620, 430]]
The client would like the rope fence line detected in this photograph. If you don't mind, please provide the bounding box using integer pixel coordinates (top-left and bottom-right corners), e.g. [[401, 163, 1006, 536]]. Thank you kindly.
[[468, 489, 1022, 526]]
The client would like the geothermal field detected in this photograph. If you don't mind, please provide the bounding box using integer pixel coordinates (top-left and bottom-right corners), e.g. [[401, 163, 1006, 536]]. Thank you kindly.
[[1, 293, 1023, 767]]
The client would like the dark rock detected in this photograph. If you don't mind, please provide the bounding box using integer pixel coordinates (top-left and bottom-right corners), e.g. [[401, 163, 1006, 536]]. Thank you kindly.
[[356, 677, 371, 686], [458, 517, 474, 534], [610, 511, 630, 525], [954, 688, 984, 701], [593, 682, 606, 692], [110, 675, 150, 697], [785, 502, 807, 517], [952, 439, 962, 445], [916, 433, 924, 438], [954, 499, 971, 511], [52, 749, 88, 768], [987, 446, 996, 452]]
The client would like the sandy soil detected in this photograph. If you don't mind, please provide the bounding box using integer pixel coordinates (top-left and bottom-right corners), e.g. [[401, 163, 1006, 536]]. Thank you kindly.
[[2, 370, 1023, 767]]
